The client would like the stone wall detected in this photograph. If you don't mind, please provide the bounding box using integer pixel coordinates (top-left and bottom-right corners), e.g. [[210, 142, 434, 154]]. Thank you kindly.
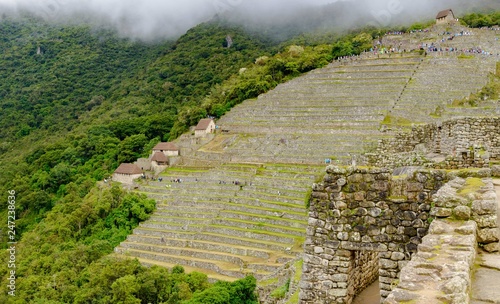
[[299, 166, 445, 303], [350, 251, 379, 298], [441, 118, 500, 159], [367, 117, 500, 169], [385, 177, 498, 303], [431, 177, 499, 252], [300, 167, 499, 304], [384, 220, 478, 304]]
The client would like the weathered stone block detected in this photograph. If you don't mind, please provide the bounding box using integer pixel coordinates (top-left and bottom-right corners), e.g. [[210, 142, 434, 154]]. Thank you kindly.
[[434, 207, 452, 218], [483, 242, 499, 252], [314, 246, 325, 254], [478, 228, 499, 243], [371, 180, 389, 191], [368, 207, 382, 217], [453, 206, 471, 220], [472, 199, 497, 215], [472, 215, 497, 228], [327, 288, 347, 297], [440, 276, 468, 295], [361, 235, 372, 242], [391, 252, 405, 261], [492, 165, 500, 177], [337, 232, 349, 241], [407, 183, 424, 192], [331, 274, 348, 282], [380, 258, 398, 269], [349, 232, 361, 242]]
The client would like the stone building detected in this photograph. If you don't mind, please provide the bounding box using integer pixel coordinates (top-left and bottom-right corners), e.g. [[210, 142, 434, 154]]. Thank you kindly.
[[151, 152, 169, 173], [436, 9, 456, 24], [195, 118, 215, 138], [151, 152, 168, 166], [152, 142, 179, 157], [113, 163, 143, 184]]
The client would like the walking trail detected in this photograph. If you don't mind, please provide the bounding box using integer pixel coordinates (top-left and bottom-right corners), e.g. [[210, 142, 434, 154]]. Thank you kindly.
[[471, 179, 500, 304]]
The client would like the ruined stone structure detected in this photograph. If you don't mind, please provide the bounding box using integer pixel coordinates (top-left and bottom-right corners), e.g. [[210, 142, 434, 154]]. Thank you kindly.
[[367, 117, 500, 169], [299, 166, 499, 303], [385, 177, 498, 303], [300, 166, 445, 303]]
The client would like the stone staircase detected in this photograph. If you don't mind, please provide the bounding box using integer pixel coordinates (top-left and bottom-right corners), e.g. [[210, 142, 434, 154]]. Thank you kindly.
[[115, 163, 324, 281]]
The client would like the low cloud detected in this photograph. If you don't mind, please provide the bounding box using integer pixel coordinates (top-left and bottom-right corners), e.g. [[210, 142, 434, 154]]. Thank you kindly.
[[0, 0, 498, 40]]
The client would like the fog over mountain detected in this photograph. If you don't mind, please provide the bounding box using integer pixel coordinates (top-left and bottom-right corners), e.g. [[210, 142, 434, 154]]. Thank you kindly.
[[0, 0, 498, 40]]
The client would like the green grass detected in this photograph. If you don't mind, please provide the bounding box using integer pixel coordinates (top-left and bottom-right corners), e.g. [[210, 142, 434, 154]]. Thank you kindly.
[[209, 224, 304, 243], [144, 192, 307, 210], [286, 289, 300, 304], [381, 114, 414, 126], [157, 200, 307, 217], [457, 178, 486, 197], [258, 277, 279, 287], [222, 210, 307, 225], [293, 259, 303, 282], [271, 279, 290, 299], [458, 54, 475, 59], [217, 218, 306, 234]]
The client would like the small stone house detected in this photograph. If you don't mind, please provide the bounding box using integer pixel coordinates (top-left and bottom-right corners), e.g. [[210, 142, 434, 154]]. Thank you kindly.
[[195, 118, 215, 138], [151, 151, 169, 166], [436, 9, 456, 24], [152, 142, 179, 157], [113, 163, 143, 184]]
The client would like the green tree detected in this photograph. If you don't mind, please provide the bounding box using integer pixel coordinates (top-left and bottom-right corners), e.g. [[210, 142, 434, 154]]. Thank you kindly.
[[118, 134, 148, 163], [111, 275, 141, 304]]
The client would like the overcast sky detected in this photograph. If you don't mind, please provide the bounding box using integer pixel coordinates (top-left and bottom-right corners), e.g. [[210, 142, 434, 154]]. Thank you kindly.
[[0, 0, 498, 40]]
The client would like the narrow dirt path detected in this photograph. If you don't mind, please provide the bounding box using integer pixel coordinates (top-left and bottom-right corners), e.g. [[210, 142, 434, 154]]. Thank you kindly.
[[352, 280, 380, 304]]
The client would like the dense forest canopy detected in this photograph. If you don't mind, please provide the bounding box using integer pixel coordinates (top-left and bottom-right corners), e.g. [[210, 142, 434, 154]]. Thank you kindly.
[[0, 6, 499, 303]]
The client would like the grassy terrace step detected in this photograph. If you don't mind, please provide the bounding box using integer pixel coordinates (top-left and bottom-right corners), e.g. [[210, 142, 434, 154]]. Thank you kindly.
[[123, 240, 294, 267], [120, 243, 288, 275], [139, 222, 204, 231], [222, 117, 383, 123], [157, 199, 307, 215], [113, 255, 239, 282], [124, 234, 283, 260], [148, 215, 215, 224], [119, 241, 277, 267], [226, 110, 387, 116], [219, 210, 307, 229], [154, 210, 219, 218], [213, 218, 306, 237], [159, 202, 307, 221], [159, 196, 307, 213], [206, 225, 300, 245], [147, 180, 308, 199], [132, 227, 295, 252], [138, 186, 239, 197], [224, 98, 394, 106], [115, 247, 271, 279]]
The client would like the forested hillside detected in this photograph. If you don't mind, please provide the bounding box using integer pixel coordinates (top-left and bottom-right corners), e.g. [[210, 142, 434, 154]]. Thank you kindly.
[[0, 14, 275, 303]]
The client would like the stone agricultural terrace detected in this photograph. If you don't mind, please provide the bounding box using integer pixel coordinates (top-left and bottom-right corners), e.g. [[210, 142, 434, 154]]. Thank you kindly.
[[115, 24, 500, 303]]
